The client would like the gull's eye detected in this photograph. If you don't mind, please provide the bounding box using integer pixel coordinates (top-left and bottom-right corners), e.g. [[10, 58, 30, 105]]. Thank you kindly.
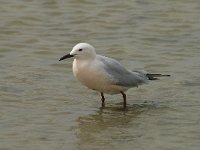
[[78, 49, 83, 51]]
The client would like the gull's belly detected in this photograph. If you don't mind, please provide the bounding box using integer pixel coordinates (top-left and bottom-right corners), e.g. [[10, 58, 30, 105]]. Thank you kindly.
[[72, 59, 128, 94]]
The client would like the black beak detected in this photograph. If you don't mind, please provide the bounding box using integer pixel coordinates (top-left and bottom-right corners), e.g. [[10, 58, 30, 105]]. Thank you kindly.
[[59, 54, 74, 61]]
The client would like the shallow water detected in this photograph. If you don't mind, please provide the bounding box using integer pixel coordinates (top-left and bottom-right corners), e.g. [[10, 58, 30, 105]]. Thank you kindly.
[[0, 0, 200, 150]]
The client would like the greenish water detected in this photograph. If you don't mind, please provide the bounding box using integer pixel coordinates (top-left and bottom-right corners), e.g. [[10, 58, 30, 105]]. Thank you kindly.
[[0, 0, 200, 150]]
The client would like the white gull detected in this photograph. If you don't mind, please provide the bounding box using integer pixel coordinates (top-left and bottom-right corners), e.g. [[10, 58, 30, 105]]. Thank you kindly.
[[59, 43, 170, 108]]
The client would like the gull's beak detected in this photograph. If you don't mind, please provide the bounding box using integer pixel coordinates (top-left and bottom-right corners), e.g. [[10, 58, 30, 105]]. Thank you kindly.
[[59, 54, 74, 61]]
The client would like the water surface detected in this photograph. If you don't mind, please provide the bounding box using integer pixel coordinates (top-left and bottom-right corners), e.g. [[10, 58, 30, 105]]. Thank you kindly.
[[0, 0, 200, 150]]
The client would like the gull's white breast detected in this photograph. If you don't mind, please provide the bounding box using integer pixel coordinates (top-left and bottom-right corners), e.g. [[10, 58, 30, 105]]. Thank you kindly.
[[72, 59, 128, 94]]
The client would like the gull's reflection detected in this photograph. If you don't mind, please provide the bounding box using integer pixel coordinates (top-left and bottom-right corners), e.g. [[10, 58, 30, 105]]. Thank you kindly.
[[76, 101, 162, 149]]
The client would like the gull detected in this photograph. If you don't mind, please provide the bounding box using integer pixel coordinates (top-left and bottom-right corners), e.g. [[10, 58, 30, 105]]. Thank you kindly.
[[59, 43, 170, 108]]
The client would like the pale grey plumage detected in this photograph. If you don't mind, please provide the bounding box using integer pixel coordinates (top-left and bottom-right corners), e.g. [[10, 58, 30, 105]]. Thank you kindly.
[[96, 55, 148, 87]]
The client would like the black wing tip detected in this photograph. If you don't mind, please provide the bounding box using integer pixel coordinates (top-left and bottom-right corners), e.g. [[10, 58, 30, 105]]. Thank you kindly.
[[160, 74, 171, 77], [146, 73, 171, 80]]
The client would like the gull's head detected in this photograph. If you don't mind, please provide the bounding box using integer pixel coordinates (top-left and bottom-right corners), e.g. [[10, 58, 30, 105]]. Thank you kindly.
[[59, 43, 96, 61]]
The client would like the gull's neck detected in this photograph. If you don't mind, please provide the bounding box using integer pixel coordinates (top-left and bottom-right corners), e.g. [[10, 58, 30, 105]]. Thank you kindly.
[[75, 54, 96, 61]]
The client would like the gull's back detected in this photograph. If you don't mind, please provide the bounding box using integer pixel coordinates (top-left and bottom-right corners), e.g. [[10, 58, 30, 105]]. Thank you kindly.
[[96, 55, 148, 88]]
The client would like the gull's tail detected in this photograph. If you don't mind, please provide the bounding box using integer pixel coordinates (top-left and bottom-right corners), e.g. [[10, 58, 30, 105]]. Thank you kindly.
[[146, 73, 170, 80]]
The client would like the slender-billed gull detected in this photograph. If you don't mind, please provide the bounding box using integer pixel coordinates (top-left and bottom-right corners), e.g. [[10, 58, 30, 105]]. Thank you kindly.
[[59, 43, 170, 108]]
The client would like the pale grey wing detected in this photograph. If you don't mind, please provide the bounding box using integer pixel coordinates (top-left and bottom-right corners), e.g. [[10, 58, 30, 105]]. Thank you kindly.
[[97, 55, 148, 87]]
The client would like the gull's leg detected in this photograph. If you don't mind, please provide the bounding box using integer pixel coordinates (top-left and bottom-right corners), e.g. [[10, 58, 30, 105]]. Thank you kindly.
[[120, 91, 126, 108], [101, 92, 105, 107]]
